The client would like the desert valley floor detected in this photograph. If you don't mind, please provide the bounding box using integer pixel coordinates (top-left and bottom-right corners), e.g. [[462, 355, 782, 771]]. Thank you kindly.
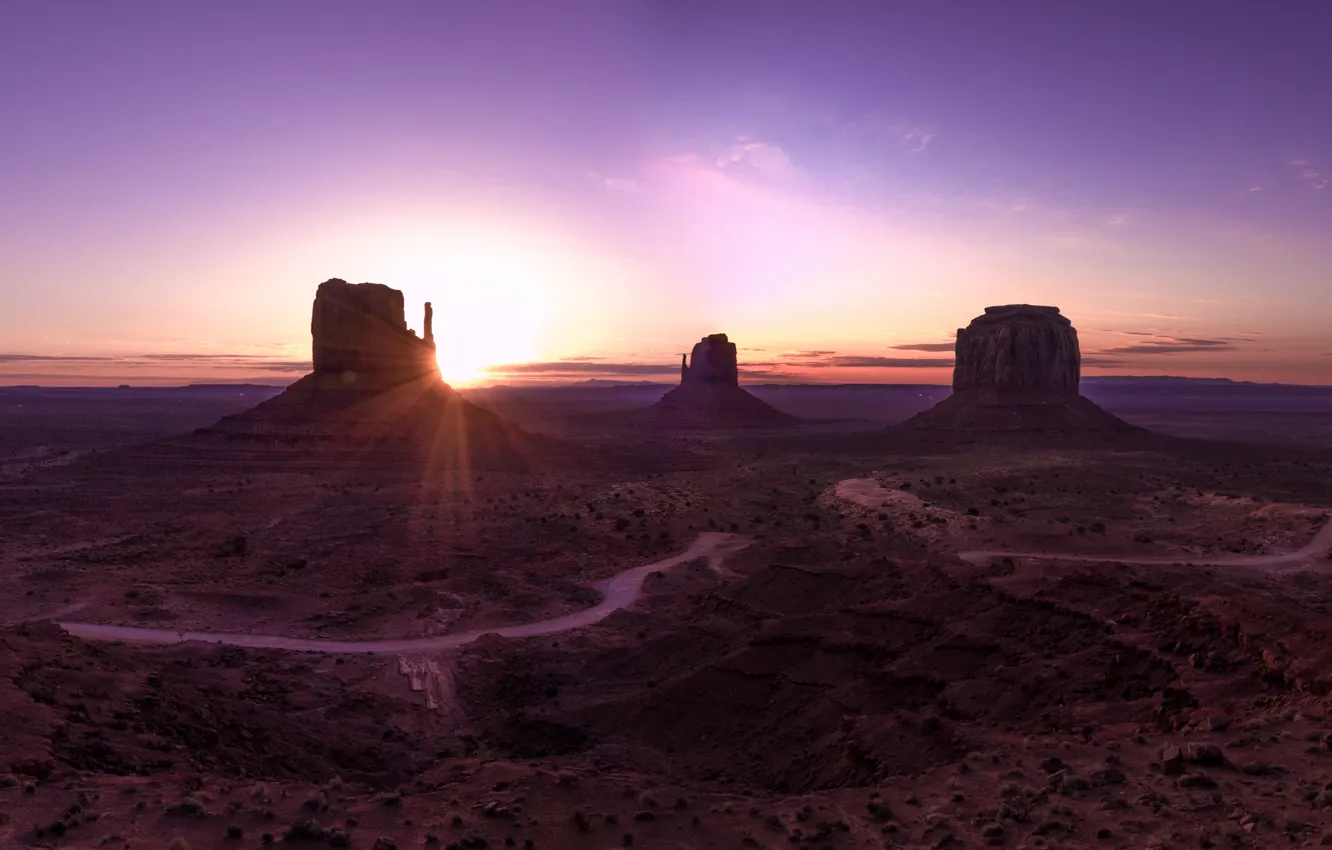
[[4, 383, 1332, 849]]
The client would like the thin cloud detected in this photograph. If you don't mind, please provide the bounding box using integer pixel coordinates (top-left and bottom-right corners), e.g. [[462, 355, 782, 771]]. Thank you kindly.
[[486, 361, 677, 376], [717, 139, 794, 177], [1290, 159, 1329, 190], [586, 170, 639, 193], [1097, 337, 1239, 355], [808, 355, 954, 368], [890, 342, 955, 352], [783, 350, 838, 359], [899, 126, 935, 153], [1100, 311, 1191, 320], [0, 373, 289, 384], [0, 353, 113, 362], [0, 352, 310, 372]]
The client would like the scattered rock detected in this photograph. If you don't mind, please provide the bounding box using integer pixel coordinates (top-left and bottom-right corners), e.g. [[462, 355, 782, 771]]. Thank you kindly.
[[1091, 768, 1127, 786], [1185, 743, 1225, 766], [1178, 774, 1218, 789]]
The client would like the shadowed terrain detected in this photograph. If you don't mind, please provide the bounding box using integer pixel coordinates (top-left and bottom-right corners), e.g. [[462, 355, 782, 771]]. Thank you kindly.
[[4, 377, 1332, 848]]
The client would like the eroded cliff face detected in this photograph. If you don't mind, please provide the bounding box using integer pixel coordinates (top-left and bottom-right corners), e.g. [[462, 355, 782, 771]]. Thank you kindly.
[[310, 279, 437, 384], [645, 332, 795, 427], [900, 304, 1137, 437], [682, 334, 740, 386], [952, 305, 1080, 395], [191, 279, 548, 464]]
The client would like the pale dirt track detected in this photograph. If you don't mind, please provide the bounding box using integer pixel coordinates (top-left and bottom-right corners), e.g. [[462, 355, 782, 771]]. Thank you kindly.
[[58, 532, 750, 653], [56, 476, 1332, 655], [835, 477, 1332, 570]]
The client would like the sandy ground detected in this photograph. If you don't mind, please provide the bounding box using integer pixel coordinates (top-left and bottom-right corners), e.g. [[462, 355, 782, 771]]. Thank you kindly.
[[58, 533, 750, 653], [5, 401, 1332, 849]]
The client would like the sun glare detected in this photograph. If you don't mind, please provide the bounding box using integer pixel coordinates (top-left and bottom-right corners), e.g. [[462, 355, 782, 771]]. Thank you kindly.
[[379, 225, 550, 386], [431, 275, 544, 386]]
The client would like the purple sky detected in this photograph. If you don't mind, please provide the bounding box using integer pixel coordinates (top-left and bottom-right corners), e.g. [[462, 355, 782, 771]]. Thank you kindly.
[[3, 0, 1330, 386]]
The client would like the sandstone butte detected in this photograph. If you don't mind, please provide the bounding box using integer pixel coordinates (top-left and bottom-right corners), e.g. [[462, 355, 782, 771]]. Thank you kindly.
[[309, 278, 439, 387], [904, 304, 1138, 436], [191, 279, 544, 466], [647, 333, 796, 428]]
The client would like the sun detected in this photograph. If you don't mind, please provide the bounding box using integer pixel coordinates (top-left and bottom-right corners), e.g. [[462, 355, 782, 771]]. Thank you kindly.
[[362, 218, 567, 384], [379, 232, 548, 386], [420, 276, 541, 385]]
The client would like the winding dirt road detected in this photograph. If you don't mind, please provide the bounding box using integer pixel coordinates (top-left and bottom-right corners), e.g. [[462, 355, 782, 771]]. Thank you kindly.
[[836, 477, 1332, 570], [55, 478, 1332, 656], [58, 532, 750, 654]]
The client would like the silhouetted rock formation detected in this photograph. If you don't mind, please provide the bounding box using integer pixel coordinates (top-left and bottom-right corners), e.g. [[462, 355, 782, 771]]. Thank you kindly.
[[311, 279, 437, 386], [646, 333, 796, 428], [953, 305, 1079, 394], [682, 333, 740, 386], [191, 279, 552, 467], [901, 305, 1138, 437]]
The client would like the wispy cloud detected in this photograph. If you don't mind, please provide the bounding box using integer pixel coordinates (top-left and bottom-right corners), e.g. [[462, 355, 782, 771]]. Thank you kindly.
[[782, 350, 838, 359], [486, 361, 675, 375], [1096, 337, 1242, 356], [807, 355, 954, 368], [1289, 159, 1329, 190], [0, 352, 310, 371], [1099, 311, 1191, 320], [890, 342, 955, 352], [0, 353, 112, 363], [717, 138, 795, 178], [586, 170, 639, 193], [897, 125, 935, 153]]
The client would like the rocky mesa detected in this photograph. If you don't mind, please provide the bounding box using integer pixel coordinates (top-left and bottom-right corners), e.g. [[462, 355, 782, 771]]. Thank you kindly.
[[310, 278, 439, 385], [187, 279, 549, 466], [646, 333, 796, 428], [902, 304, 1138, 437], [952, 304, 1080, 394]]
